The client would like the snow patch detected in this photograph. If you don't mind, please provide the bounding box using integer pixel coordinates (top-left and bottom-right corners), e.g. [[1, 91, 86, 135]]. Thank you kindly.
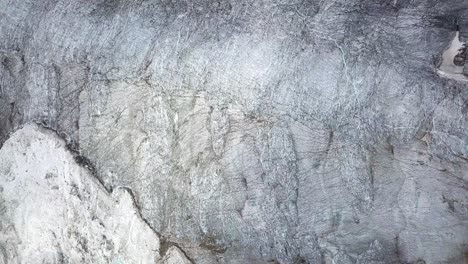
[[0, 125, 161, 263], [437, 31, 468, 82]]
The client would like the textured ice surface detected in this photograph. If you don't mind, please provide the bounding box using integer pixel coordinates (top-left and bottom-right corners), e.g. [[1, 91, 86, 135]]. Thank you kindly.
[[1, 0, 468, 263]]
